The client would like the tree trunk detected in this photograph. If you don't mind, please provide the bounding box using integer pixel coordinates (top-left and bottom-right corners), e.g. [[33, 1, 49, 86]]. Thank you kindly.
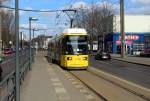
[[102, 32, 105, 51]]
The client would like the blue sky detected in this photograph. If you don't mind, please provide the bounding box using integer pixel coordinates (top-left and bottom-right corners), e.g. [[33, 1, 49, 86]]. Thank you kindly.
[[6, 0, 150, 38]]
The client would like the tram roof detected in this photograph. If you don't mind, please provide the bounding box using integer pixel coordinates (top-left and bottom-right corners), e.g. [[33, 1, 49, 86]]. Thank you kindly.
[[48, 28, 87, 43], [62, 28, 87, 35]]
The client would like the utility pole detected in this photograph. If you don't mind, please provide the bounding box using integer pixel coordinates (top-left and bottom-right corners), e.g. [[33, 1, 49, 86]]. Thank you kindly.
[[120, 0, 125, 58], [15, 0, 20, 100], [20, 32, 23, 49], [91, 0, 94, 53], [0, 2, 2, 54]]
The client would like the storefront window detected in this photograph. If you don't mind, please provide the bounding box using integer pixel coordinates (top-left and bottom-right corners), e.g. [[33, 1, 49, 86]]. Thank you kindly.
[[133, 43, 144, 55], [144, 36, 150, 54]]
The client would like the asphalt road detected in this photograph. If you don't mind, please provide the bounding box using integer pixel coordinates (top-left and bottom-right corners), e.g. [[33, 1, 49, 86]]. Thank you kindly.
[[90, 56, 150, 89]]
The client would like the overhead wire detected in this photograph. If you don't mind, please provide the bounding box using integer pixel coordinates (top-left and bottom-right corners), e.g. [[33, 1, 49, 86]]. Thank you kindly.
[[0, 4, 78, 29], [0, 5, 77, 12], [54, 0, 77, 27]]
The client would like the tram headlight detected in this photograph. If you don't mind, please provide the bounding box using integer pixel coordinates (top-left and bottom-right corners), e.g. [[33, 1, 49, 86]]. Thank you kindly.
[[67, 57, 72, 60], [83, 57, 88, 60]]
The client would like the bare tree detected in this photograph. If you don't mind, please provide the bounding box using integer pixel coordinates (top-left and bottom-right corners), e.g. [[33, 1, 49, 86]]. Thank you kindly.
[[74, 1, 114, 51], [0, 0, 15, 48], [94, 1, 114, 51], [1, 9, 15, 48]]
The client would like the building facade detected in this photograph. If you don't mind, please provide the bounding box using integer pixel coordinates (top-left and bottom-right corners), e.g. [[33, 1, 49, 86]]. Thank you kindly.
[[99, 15, 150, 55]]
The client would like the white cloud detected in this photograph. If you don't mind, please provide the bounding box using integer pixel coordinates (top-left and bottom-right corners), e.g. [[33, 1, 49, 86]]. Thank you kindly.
[[113, 3, 120, 10], [127, 6, 150, 15], [127, 0, 150, 14], [20, 23, 48, 29], [72, 1, 88, 9], [61, 1, 88, 9], [19, 11, 26, 16], [24, 7, 33, 10], [20, 23, 52, 39], [19, 7, 33, 16], [40, 9, 53, 17], [131, 0, 150, 6]]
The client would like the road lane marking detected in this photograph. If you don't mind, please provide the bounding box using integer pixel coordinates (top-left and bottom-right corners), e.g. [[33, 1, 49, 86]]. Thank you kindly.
[[58, 94, 70, 101], [75, 84, 84, 89], [72, 81, 79, 85], [52, 82, 63, 86], [55, 87, 67, 93], [85, 94, 95, 101], [79, 89, 88, 93], [68, 78, 75, 81], [49, 66, 98, 101], [47, 65, 71, 101], [51, 78, 60, 82], [66, 76, 72, 79]]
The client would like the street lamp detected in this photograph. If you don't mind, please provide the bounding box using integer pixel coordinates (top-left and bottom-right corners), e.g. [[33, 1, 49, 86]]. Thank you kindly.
[[29, 17, 38, 69]]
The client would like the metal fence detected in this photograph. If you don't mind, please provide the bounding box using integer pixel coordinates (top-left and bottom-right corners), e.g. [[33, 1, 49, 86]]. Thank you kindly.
[[0, 49, 34, 101]]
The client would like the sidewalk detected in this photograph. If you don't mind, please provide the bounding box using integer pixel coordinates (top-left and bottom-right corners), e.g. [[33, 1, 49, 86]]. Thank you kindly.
[[21, 52, 101, 101], [111, 54, 150, 66]]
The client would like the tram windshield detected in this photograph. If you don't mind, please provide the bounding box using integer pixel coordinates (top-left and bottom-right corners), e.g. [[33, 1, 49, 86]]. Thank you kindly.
[[64, 36, 88, 55]]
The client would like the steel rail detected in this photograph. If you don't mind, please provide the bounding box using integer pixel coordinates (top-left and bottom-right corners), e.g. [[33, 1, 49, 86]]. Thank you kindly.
[[67, 69, 150, 101], [68, 70, 108, 101]]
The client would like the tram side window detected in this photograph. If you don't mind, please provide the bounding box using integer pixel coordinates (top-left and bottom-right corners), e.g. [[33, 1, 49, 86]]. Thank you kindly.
[[59, 40, 62, 55], [62, 38, 67, 55]]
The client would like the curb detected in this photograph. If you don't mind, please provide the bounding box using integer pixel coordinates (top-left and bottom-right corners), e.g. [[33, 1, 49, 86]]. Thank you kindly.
[[88, 67, 150, 100], [112, 57, 150, 67]]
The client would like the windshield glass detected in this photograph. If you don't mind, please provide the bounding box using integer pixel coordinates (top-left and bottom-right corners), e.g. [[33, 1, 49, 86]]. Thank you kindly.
[[65, 36, 88, 55]]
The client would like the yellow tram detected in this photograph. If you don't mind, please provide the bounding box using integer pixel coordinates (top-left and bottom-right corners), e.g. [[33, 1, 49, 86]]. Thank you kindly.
[[48, 28, 89, 69]]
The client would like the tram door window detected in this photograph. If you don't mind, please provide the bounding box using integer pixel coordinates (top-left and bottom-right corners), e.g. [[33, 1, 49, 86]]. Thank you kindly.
[[62, 38, 67, 55]]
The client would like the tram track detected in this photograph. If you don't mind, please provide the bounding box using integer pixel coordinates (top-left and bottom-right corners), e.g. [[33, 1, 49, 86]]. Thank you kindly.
[[69, 70, 108, 101], [87, 68, 150, 101], [90, 57, 150, 89], [68, 68, 150, 101]]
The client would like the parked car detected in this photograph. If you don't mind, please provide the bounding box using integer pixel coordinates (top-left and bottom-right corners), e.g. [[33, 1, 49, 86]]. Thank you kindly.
[[95, 50, 111, 60], [3, 48, 13, 55]]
